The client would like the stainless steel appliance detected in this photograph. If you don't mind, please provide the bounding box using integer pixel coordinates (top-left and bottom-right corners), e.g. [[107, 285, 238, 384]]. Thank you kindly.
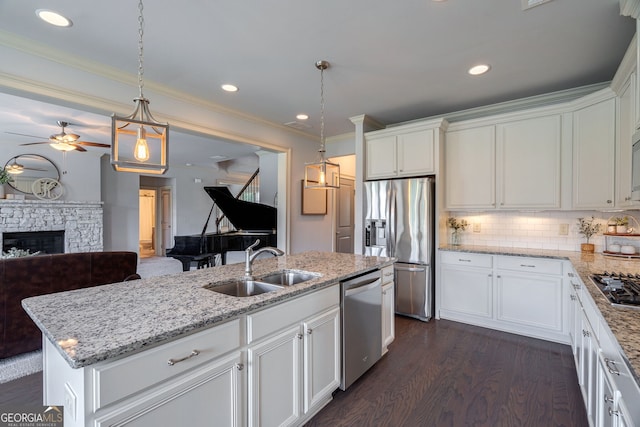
[[590, 272, 640, 310], [340, 269, 382, 390], [364, 177, 434, 321]]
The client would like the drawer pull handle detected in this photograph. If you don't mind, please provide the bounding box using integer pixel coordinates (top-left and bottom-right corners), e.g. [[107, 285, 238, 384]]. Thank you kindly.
[[604, 394, 614, 404], [608, 407, 619, 417], [458, 259, 471, 262], [167, 350, 200, 366], [520, 264, 536, 268], [605, 358, 620, 375], [568, 272, 574, 277], [573, 283, 581, 290]]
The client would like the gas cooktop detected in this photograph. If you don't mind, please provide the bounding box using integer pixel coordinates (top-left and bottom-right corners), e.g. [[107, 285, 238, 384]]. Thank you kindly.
[[590, 272, 640, 310]]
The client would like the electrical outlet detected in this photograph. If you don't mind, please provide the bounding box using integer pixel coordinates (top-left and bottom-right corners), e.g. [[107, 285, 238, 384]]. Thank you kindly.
[[473, 223, 481, 233], [559, 223, 569, 235], [64, 383, 77, 421]]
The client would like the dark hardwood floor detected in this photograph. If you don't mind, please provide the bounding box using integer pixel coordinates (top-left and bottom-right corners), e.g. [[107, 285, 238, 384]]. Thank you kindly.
[[306, 316, 588, 427], [1, 317, 588, 427]]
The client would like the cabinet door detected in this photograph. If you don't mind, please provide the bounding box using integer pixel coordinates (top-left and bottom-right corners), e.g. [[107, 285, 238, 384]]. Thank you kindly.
[[302, 307, 340, 414], [573, 97, 616, 209], [94, 352, 243, 427], [397, 129, 434, 176], [617, 74, 637, 207], [440, 264, 493, 318], [382, 281, 395, 354], [497, 115, 561, 209], [445, 126, 496, 209], [248, 326, 302, 427], [581, 313, 598, 423], [366, 135, 397, 179], [496, 272, 563, 334]]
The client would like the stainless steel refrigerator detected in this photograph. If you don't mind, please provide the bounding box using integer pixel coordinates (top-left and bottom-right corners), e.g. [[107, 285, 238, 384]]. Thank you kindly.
[[364, 177, 434, 321]]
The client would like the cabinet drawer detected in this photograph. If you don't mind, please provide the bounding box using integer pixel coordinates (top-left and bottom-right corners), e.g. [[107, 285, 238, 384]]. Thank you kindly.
[[496, 256, 563, 275], [440, 251, 493, 268], [92, 319, 241, 410], [381, 265, 394, 284], [247, 284, 339, 344]]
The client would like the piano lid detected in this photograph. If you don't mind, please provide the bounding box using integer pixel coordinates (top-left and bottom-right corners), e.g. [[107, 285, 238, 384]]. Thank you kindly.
[[204, 186, 277, 231]]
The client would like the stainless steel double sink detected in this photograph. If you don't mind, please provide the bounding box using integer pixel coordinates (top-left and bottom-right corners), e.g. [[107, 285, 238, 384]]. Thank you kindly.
[[203, 270, 319, 297]]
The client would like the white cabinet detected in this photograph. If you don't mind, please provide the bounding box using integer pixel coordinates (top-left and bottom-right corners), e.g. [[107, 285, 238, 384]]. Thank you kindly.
[[439, 251, 566, 343], [616, 72, 639, 207], [381, 265, 395, 355], [95, 352, 244, 427], [444, 114, 561, 210], [247, 285, 340, 427], [573, 96, 617, 209], [439, 252, 493, 319], [365, 121, 441, 180], [496, 115, 561, 209], [444, 125, 495, 209]]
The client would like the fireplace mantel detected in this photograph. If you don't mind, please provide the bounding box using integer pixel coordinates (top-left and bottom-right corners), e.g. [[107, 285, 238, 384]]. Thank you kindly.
[[0, 200, 103, 253]]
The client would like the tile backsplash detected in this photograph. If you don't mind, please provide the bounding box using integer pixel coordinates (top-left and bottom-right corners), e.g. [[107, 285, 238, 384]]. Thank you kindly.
[[446, 211, 640, 253]]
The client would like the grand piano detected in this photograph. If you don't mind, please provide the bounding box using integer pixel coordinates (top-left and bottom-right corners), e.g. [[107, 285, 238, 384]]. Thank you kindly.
[[166, 186, 277, 271]]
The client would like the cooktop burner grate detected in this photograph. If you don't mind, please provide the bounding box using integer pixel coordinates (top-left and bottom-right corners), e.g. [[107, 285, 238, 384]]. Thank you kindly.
[[590, 272, 640, 309]]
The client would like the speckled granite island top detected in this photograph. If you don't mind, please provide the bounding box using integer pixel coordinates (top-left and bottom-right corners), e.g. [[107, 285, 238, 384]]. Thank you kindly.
[[440, 244, 640, 385], [22, 251, 394, 369]]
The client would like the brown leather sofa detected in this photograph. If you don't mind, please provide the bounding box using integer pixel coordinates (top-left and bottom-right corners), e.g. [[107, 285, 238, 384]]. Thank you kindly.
[[0, 251, 140, 359]]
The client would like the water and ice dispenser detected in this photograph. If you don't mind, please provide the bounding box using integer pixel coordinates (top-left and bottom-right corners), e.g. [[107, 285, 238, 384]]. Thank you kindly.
[[365, 219, 387, 248]]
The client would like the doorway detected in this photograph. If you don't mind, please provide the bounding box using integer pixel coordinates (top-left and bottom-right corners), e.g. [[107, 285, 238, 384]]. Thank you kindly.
[[139, 189, 156, 258], [335, 177, 355, 253]]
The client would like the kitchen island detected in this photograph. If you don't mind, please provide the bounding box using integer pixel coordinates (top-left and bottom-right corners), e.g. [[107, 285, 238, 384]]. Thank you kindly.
[[22, 251, 394, 427]]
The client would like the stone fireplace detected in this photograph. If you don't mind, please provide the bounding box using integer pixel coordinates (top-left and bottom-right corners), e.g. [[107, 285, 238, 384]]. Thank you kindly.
[[0, 200, 103, 253]]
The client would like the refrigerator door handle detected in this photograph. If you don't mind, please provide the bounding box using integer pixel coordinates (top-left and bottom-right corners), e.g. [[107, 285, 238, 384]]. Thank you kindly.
[[388, 186, 396, 257]]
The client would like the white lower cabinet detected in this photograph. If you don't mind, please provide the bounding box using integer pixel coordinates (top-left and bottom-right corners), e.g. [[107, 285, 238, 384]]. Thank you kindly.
[[94, 352, 244, 427], [247, 286, 341, 427], [381, 265, 395, 354], [439, 251, 565, 342]]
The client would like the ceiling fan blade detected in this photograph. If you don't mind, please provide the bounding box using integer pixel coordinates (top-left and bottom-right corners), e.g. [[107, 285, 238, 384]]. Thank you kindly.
[[74, 141, 111, 148], [73, 145, 88, 152], [5, 131, 48, 140], [19, 141, 51, 146]]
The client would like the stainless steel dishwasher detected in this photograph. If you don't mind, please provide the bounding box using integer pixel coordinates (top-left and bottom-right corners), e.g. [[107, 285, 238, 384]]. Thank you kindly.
[[340, 269, 382, 390]]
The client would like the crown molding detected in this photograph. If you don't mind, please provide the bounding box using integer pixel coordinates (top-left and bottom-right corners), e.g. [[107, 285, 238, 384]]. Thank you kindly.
[[620, 0, 640, 19], [0, 30, 319, 144]]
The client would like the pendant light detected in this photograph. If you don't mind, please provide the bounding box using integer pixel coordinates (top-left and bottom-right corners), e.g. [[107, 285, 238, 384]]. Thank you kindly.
[[304, 60, 340, 189], [111, 0, 169, 174]]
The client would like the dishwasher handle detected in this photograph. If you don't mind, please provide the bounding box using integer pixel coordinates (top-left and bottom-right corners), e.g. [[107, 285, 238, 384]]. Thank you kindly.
[[344, 277, 381, 297]]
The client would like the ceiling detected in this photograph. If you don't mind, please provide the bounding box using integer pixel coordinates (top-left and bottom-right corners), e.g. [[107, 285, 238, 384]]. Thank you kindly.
[[0, 0, 635, 168]]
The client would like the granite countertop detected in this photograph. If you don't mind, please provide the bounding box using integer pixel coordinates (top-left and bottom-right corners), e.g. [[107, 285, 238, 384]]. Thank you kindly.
[[439, 244, 640, 385], [22, 251, 394, 369]]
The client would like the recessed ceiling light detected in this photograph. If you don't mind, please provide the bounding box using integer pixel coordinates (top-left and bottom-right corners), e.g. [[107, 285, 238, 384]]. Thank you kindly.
[[221, 84, 238, 92], [36, 9, 73, 27], [296, 114, 309, 120], [468, 64, 491, 76]]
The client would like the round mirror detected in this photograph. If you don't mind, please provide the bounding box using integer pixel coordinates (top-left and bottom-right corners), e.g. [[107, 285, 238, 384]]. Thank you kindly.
[[4, 154, 60, 194]]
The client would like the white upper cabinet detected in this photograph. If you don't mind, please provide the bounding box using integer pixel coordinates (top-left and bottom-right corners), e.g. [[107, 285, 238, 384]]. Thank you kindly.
[[445, 125, 496, 209], [497, 115, 562, 209], [444, 114, 561, 210], [616, 73, 638, 207], [572, 96, 616, 209], [365, 120, 443, 180]]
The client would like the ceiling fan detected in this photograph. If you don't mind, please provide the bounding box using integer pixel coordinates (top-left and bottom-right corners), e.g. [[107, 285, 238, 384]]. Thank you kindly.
[[11, 121, 111, 152]]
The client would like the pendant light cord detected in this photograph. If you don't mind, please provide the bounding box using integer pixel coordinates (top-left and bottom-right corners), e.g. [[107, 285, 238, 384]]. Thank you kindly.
[[137, 0, 145, 100], [319, 64, 325, 155]]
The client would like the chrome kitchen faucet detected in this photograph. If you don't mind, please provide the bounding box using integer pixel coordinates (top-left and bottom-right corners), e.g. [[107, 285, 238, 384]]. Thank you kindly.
[[244, 239, 284, 279]]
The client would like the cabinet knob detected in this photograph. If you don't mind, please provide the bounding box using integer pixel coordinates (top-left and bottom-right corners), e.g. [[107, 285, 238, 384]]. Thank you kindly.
[[307, 329, 313, 335], [626, 196, 631, 201], [236, 363, 244, 371], [570, 295, 576, 301], [568, 272, 574, 277], [607, 200, 612, 204], [297, 333, 304, 340], [608, 408, 619, 417], [604, 394, 614, 404]]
